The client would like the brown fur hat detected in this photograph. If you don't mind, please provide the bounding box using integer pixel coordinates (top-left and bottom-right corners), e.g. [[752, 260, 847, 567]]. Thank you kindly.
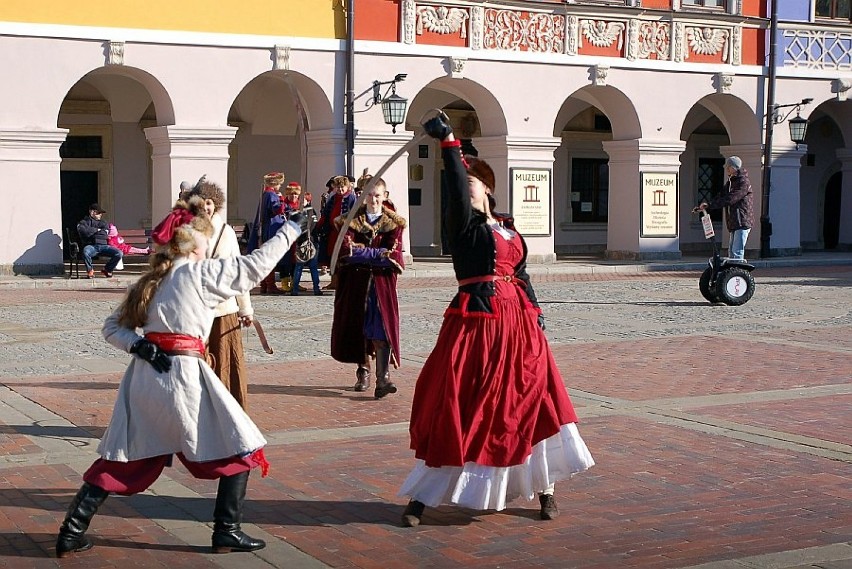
[[264, 171, 285, 187], [465, 155, 495, 191]]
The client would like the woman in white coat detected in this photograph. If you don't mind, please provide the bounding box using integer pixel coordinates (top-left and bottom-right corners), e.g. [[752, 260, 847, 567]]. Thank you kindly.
[[55, 195, 303, 558]]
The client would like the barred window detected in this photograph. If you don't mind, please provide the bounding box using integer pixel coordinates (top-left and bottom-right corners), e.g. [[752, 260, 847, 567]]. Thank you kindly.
[[696, 158, 724, 223]]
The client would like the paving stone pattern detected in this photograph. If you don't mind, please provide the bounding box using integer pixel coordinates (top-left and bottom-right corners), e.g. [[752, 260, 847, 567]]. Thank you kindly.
[[0, 265, 850, 568]]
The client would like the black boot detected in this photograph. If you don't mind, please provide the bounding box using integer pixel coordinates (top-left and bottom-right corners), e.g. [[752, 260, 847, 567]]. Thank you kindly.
[[401, 500, 425, 527], [373, 341, 397, 399], [55, 482, 109, 558], [211, 472, 266, 553], [353, 365, 370, 392], [539, 493, 559, 520]]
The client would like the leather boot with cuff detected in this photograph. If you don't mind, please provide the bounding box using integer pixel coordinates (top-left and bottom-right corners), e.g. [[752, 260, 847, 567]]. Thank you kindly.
[[55, 482, 109, 558], [212, 471, 266, 553]]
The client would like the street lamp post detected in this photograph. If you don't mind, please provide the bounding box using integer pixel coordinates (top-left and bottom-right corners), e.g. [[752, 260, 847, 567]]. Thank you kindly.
[[345, 74, 409, 178]]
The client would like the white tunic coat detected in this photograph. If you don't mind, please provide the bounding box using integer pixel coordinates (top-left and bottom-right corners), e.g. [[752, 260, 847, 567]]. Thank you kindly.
[[97, 223, 300, 463]]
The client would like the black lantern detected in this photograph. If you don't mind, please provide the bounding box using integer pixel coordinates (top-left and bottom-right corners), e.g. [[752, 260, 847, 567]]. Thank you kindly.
[[787, 113, 808, 145], [381, 92, 408, 133]]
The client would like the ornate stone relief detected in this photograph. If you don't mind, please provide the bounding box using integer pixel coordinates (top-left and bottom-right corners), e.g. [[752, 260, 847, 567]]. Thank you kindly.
[[106, 41, 124, 66], [579, 19, 625, 51], [402, 0, 416, 44], [716, 72, 734, 93], [832, 78, 852, 101], [273, 45, 290, 71], [449, 56, 467, 78], [731, 25, 742, 65], [627, 20, 670, 61], [483, 8, 565, 53], [470, 6, 484, 50], [672, 22, 686, 62], [685, 26, 730, 61], [417, 5, 469, 39], [593, 64, 609, 86], [565, 15, 579, 56]]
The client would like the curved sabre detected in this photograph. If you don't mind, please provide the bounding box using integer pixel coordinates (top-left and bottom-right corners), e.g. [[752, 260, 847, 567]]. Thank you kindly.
[[329, 132, 428, 274]]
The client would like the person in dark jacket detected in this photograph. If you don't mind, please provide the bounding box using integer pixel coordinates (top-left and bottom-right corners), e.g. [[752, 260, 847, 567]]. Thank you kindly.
[[330, 178, 405, 398], [699, 155, 754, 260], [398, 115, 594, 527], [76, 203, 123, 279]]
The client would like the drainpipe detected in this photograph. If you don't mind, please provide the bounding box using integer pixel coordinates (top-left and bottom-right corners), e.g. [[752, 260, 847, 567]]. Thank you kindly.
[[345, 0, 355, 179], [760, 0, 778, 258]]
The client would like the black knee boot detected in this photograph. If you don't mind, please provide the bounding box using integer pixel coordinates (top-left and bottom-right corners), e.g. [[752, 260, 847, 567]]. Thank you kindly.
[[211, 471, 266, 553], [55, 482, 109, 558], [374, 341, 397, 399]]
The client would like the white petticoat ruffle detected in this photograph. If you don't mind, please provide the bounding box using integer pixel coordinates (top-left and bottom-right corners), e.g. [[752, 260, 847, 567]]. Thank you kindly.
[[398, 423, 594, 511]]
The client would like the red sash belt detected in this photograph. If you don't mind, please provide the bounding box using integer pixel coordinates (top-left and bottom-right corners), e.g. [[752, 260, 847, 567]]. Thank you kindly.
[[457, 274, 517, 287], [145, 332, 206, 358]]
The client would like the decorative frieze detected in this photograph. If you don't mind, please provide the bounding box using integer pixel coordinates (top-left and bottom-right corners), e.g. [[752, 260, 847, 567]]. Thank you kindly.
[[565, 15, 579, 56], [417, 5, 469, 39], [783, 28, 852, 71], [483, 8, 565, 53], [579, 19, 625, 51], [106, 41, 124, 66], [402, 0, 416, 44], [685, 27, 730, 61], [470, 6, 484, 50], [627, 20, 670, 61]]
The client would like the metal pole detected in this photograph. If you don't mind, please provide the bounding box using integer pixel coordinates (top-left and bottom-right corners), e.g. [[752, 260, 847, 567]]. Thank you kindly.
[[345, 0, 355, 179], [760, 0, 778, 258]]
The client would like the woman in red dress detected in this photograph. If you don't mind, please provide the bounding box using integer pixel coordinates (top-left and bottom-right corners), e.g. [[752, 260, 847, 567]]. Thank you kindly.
[[399, 116, 594, 527]]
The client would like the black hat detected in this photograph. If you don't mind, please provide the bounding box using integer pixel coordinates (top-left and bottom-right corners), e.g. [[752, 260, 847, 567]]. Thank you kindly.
[[89, 203, 106, 213]]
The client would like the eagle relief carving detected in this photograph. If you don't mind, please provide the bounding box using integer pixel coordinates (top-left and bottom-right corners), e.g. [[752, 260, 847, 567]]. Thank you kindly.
[[417, 6, 469, 39]]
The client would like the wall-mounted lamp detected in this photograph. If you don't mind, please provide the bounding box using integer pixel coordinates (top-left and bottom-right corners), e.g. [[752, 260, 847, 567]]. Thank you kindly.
[[345, 74, 409, 177], [359, 73, 409, 133], [772, 97, 812, 146]]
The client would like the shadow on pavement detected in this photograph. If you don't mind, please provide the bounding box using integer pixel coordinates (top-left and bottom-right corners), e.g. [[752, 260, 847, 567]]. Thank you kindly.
[[249, 384, 368, 400], [0, 532, 209, 558]]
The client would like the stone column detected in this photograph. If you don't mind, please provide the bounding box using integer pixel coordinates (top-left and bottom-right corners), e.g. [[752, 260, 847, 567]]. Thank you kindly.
[[764, 141, 807, 256], [144, 126, 237, 223], [305, 128, 347, 195], [478, 135, 561, 264], [352, 130, 414, 264], [720, 144, 765, 257], [0, 128, 68, 275], [602, 139, 686, 260], [836, 148, 852, 249]]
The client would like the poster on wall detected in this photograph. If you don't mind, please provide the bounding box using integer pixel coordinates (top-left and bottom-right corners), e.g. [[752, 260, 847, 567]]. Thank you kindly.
[[510, 168, 551, 236], [640, 172, 678, 238]]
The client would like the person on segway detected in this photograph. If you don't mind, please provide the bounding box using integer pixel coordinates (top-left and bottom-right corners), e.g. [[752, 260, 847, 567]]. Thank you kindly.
[[696, 155, 754, 260]]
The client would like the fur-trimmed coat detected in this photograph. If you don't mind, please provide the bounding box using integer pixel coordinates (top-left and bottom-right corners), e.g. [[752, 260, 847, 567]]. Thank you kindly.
[[330, 206, 406, 367]]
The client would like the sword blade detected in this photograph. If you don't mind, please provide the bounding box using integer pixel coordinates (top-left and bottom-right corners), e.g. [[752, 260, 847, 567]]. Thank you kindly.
[[252, 318, 274, 354]]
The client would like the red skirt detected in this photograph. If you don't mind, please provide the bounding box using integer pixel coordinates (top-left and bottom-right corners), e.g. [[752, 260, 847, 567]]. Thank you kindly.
[[409, 291, 579, 469]]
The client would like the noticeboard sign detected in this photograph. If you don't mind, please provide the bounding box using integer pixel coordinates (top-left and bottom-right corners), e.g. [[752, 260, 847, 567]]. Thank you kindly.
[[640, 172, 678, 238], [510, 168, 551, 236]]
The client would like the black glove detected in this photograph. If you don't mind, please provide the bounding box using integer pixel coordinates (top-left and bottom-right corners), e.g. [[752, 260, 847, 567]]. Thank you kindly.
[[130, 339, 172, 373], [537, 314, 546, 331], [422, 116, 453, 140]]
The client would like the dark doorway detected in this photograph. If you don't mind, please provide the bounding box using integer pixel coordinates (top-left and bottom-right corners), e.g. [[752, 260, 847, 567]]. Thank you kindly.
[[61, 171, 98, 259], [824, 172, 842, 250]]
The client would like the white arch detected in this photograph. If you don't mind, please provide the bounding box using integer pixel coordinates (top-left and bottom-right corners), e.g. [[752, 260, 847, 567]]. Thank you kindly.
[[554, 85, 642, 140]]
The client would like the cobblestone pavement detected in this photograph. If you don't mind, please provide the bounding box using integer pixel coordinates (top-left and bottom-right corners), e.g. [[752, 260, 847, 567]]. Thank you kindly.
[[0, 265, 850, 568]]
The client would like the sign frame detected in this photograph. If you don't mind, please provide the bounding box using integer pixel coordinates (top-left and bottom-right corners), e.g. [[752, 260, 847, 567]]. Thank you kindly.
[[640, 171, 679, 238], [509, 167, 552, 237]]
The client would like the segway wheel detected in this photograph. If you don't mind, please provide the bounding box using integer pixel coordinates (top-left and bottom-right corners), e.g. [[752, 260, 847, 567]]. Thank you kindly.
[[699, 267, 720, 303], [715, 267, 755, 306]]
